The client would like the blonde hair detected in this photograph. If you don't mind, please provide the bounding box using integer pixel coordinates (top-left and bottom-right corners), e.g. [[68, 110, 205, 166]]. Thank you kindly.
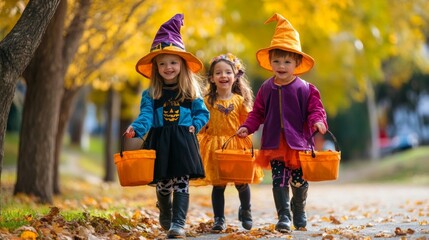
[[205, 53, 254, 110], [269, 49, 303, 66], [150, 55, 203, 101]]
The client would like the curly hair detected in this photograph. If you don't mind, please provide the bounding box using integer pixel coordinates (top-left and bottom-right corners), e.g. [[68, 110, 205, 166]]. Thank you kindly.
[[204, 53, 254, 110]]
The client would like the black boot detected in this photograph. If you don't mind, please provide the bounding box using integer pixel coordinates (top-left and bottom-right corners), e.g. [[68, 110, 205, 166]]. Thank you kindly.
[[237, 184, 252, 230], [211, 186, 226, 233], [156, 191, 172, 230], [167, 192, 189, 239], [211, 216, 226, 233], [238, 206, 252, 230], [291, 182, 308, 229], [272, 187, 292, 233]]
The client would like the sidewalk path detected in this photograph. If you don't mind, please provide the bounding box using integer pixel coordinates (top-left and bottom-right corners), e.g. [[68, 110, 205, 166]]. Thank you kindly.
[[187, 183, 429, 239]]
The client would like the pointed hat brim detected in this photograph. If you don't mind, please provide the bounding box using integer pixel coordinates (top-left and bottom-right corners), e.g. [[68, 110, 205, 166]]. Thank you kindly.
[[256, 13, 315, 75], [136, 46, 203, 79], [135, 14, 203, 78]]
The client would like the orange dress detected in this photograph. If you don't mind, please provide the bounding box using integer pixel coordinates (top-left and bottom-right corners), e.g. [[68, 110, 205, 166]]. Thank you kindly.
[[193, 94, 264, 186]]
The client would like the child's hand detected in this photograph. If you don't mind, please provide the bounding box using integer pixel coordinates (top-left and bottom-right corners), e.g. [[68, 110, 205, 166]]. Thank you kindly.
[[124, 126, 136, 138], [313, 122, 327, 134], [236, 127, 249, 138], [189, 126, 195, 133]]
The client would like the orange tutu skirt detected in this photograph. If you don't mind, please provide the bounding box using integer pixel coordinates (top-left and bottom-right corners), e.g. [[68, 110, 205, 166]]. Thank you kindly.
[[255, 134, 301, 170]]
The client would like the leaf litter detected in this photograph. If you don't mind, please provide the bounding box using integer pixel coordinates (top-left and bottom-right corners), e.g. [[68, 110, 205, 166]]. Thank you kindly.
[[1, 184, 428, 239]]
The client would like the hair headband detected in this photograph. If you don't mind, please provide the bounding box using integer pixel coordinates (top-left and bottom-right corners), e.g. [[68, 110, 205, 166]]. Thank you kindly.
[[210, 53, 244, 77]]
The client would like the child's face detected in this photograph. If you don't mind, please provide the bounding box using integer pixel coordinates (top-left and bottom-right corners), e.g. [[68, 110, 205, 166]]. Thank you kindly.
[[155, 54, 182, 84], [270, 55, 297, 84], [211, 61, 236, 92]]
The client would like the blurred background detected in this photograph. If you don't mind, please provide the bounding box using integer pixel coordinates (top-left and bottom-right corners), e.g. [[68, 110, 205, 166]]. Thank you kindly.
[[2, 0, 429, 202]]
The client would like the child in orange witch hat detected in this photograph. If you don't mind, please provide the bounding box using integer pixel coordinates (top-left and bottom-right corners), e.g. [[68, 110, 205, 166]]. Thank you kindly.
[[237, 13, 328, 232]]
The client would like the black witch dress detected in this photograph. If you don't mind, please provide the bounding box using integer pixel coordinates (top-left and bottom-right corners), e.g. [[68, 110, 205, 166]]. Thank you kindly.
[[143, 88, 209, 184]]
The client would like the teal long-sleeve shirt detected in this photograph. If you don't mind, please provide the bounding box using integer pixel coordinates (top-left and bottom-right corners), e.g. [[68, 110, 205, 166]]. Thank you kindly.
[[131, 89, 210, 138]]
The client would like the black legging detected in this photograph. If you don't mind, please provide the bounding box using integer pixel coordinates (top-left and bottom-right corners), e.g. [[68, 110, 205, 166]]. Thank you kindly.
[[212, 184, 251, 218]]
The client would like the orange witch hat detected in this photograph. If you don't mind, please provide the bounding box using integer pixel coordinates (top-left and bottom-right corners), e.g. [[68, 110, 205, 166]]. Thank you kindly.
[[256, 13, 314, 75]]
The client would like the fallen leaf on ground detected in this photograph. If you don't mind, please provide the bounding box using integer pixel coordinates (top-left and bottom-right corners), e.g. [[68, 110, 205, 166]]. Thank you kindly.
[[329, 216, 342, 224]]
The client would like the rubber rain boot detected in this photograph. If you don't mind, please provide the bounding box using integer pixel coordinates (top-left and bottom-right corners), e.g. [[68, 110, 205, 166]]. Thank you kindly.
[[238, 206, 252, 230], [211, 186, 226, 232], [272, 187, 292, 233], [156, 191, 172, 230], [167, 192, 189, 238], [291, 182, 308, 229], [237, 184, 252, 230]]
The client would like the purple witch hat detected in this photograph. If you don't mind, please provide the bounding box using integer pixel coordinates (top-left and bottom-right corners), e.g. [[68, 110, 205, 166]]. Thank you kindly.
[[136, 14, 203, 78]]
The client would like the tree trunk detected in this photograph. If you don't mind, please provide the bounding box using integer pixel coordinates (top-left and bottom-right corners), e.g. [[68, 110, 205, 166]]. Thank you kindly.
[[366, 78, 380, 161], [69, 89, 88, 146], [104, 87, 120, 182], [14, 0, 67, 204], [118, 81, 141, 144], [53, 88, 79, 194], [52, 0, 92, 194], [0, 0, 60, 188]]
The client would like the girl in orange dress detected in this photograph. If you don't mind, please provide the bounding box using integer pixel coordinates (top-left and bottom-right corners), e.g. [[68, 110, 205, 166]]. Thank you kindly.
[[198, 53, 263, 232]]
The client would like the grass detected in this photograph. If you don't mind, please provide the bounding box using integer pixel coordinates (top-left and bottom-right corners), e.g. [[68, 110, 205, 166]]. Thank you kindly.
[[0, 198, 110, 230], [1, 132, 110, 231], [0, 207, 88, 230], [1, 208, 40, 229], [0, 172, 148, 231], [3, 132, 19, 166], [339, 146, 429, 184], [0, 131, 155, 231]]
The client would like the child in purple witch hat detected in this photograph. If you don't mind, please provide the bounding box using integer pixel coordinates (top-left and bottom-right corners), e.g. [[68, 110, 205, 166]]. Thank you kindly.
[[124, 13, 209, 238]]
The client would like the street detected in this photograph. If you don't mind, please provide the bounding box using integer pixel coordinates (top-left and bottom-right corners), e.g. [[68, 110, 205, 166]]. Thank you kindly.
[[187, 183, 429, 239]]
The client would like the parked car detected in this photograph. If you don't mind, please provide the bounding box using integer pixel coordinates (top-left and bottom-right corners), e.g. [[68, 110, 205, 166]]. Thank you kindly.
[[379, 128, 419, 156], [389, 131, 419, 152]]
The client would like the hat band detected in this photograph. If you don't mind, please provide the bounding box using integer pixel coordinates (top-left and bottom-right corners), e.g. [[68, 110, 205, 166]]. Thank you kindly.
[[151, 42, 185, 52]]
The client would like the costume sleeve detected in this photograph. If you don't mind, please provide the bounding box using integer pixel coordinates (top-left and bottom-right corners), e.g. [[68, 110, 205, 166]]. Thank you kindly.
[[192, 97, 210, 133], [307, 83, 328, 130], [199, 97, 211, 134], [131, 90, 154, 138], [241, 88, 265, 134]]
